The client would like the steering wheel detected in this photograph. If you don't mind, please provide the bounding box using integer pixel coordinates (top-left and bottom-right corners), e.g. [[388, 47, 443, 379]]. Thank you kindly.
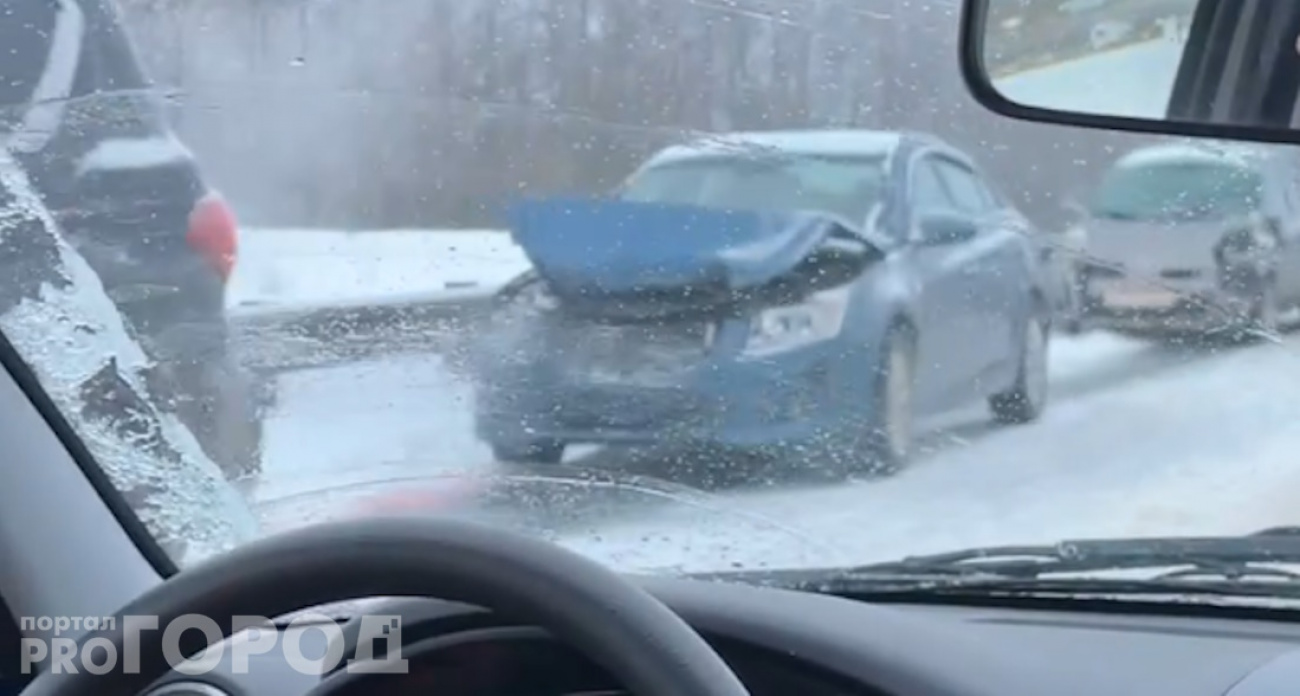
[[20, 518, 751, 696]]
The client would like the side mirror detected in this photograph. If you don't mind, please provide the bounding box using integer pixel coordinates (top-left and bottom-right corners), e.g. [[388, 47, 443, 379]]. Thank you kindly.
[[960, 0, 1299, 144], [916, 212, 978, 246]]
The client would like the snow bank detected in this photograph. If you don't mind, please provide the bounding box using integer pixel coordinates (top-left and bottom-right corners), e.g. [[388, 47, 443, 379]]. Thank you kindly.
[[226, 228, 531, 317], [995, 38, 1182, 120]]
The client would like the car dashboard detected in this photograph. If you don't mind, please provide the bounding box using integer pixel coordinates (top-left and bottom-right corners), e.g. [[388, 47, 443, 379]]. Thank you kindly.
[[134, 574, 1300, 696]]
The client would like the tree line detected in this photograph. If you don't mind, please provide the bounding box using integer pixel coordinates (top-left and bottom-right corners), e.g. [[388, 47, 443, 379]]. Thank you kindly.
[[122, 0, 1168, 232]]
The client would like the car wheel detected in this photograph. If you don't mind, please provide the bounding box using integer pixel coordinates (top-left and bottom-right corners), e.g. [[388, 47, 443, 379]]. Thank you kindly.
[[492, 440, 566, 464], [839, 324, 916, 477], [989, 312, 1050, 425], [1223, 273, 1280, 344], [1060, 270, 1086, 335]]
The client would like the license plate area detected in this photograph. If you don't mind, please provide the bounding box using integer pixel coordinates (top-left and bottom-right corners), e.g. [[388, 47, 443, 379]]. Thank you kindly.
[[1095, 278, 1181, 309], [573, 323, 709, 386]]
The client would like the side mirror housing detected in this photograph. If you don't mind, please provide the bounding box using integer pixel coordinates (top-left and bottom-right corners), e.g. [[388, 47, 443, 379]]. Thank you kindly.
[[916, 212, 978, 246]]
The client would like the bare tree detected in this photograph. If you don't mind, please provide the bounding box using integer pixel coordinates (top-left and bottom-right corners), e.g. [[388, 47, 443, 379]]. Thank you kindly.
[[122, 0, 1178, 232]]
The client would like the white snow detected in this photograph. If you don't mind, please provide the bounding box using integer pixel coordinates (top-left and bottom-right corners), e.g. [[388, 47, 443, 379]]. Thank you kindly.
[[76, 135, 195, 177], [226, 227, 531, 316], [647, 130, 903, 167], [253, 353, 487, 504], [551, 334, 1300, 572], [995, 38, 1183, 120], [1115, 141, 1269, 169], [248, 325, 1300, 574]]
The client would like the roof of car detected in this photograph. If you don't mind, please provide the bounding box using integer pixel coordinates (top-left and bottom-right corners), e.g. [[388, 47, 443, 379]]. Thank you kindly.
[[1115, 141, 1277, 170], [644, 129, 932, 167]]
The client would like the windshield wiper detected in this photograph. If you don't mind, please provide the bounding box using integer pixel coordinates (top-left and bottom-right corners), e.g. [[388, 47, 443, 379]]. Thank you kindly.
[[793, 526, 1300, 599]]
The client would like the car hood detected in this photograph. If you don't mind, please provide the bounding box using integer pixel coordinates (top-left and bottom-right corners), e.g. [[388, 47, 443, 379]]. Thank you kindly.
[[508, 197, 876, 300]]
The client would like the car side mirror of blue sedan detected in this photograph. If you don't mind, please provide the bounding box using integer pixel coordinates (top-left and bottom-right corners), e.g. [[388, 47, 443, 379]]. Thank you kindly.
[[916, 213, 979, 246]]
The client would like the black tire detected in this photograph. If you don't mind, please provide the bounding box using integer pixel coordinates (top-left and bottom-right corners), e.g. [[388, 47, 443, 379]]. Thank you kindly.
[[1220, 273, 1279, 345], [834, 324, 916, 478], [989, 312, 1050, 425], [1060, 267, 1087, 335], [491, 439, 565, 464]]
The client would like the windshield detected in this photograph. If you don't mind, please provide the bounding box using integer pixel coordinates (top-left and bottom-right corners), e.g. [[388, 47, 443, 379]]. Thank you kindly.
[[1091, 159, 1267, 221], [6, 0, 1300, 595], [619, 155, 887, 222]]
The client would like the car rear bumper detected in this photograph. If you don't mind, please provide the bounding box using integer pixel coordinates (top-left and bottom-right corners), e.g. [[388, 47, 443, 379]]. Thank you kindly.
[[1082, 290, 1252, 333], [1077, 261, 1263, 334]]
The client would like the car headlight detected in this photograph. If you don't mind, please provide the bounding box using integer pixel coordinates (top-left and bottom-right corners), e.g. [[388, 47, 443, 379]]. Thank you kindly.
[[743, 285, 853, 358]]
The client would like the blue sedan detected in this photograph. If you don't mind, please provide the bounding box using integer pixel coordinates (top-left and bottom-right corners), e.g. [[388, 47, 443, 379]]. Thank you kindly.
[[472, 129, 1051, 476]]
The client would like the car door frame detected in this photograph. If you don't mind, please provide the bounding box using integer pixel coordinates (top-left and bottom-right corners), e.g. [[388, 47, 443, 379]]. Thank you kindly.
[[902, 147, 987, 409], [928, 153, 1029, 382]]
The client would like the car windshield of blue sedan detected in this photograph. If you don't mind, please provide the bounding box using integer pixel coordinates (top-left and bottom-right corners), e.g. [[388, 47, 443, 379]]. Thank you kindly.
[[621, 155, 888, 222], [5, 0, 1300, 590]]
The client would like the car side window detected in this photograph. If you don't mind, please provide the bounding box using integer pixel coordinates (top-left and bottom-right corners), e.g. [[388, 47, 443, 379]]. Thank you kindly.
[[911, 157, 956, 214], [934, 158, 995, 215]]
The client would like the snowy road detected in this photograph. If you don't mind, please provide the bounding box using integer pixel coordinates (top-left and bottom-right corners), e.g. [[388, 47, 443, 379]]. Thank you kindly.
[[245, 329, 1300, 574]]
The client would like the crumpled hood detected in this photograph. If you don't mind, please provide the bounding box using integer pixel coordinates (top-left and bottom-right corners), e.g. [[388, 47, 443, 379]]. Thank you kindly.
[[508, 197, 866, 298]]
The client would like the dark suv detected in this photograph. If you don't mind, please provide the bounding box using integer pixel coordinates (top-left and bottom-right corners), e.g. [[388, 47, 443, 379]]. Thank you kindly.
[[1, 0, 262, 479]]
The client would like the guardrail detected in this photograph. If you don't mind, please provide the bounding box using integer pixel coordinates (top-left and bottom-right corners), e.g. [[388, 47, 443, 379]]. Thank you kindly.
[[227, 227, 523, 375], [230, 290, 497, 376]]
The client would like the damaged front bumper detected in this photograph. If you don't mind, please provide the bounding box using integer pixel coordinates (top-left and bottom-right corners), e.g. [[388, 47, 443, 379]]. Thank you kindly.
[[473, 316, 879, 453], [480, 196, 889, 454]]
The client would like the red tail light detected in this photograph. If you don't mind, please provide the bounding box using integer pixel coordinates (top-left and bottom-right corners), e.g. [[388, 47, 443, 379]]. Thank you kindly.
[[187, 192, 238, 282]]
